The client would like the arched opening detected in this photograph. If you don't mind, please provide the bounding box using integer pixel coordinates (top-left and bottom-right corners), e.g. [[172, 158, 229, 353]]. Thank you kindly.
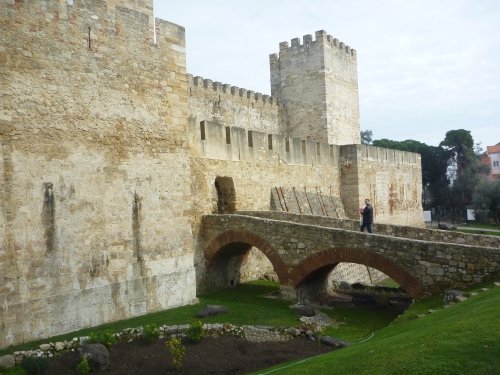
[[205, 244, 278, 291], [239, 247, 278, 283], [290, 248, 422, 311], [214, 176, 236, 214], [203, 230, 287, 293]]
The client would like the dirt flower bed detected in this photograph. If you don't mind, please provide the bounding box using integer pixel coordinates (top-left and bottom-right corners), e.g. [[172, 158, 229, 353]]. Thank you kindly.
[[45, 335, 334, 374]]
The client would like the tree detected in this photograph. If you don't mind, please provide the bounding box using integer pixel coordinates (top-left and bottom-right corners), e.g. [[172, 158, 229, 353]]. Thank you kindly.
[[440, 129, 479, 208], [439, 129, 475, 179], [473, 179, 500, 225], [360, 130, 373, 145]]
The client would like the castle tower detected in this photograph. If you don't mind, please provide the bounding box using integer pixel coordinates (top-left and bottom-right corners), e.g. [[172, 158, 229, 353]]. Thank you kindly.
[[270, 30, 361, 145]]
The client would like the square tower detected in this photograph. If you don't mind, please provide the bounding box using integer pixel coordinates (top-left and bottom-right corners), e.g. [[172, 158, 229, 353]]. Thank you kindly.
[[270, 30, 360, 145]]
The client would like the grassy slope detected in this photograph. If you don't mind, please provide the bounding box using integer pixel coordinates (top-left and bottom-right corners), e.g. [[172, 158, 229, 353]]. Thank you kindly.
[[256, 286, 500, 375]]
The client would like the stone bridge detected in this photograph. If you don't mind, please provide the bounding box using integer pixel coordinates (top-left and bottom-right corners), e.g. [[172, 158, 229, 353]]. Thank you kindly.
[[200, 212, 500, 298]]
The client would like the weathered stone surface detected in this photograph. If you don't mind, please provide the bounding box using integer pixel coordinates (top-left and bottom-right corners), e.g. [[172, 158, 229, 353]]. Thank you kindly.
[[294, 304, 316, 317], [444, 289, 464, 304], [319, 336, 350, 348], [80, 343, 110, 371], [285, 327, 302, 337], [0, 354, 15, 368], [197, 305, 228, 318]]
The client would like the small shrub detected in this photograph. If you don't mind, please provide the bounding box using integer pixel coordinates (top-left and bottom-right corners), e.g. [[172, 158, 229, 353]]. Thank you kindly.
[[143, 323, 160, 343], [75, 356, 91, 375], [88, 331, 117, 348], [20, 357, 48, 375], [186, 320, 205, 343], [166, 337, 185, 369]]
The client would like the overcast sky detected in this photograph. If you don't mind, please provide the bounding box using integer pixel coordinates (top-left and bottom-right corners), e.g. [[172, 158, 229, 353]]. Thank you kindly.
[[154, 0, 499, 149]]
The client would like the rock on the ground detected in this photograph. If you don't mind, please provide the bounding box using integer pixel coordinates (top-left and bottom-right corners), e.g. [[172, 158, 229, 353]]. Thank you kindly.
[[80, 343, 110, 371], [0, 354, 15, 368], [197, 304, 228, 318], [319, 336, 350, 348], [444, 289, 464, 304], [294, 304, 316, 317], [285, 327, 301, 337]]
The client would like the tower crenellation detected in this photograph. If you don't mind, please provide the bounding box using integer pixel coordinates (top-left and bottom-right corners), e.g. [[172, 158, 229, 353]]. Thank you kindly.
[[270, 29, 360, 145], [274, 31, 356, 60]]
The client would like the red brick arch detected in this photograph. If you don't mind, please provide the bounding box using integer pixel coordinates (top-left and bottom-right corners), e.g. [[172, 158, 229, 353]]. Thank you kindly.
[[204, 229, 289, 284], [289, 248, 424, 298]]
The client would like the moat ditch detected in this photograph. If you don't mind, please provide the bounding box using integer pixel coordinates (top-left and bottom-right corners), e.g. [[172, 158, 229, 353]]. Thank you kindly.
[[1, 281, 412, 374]]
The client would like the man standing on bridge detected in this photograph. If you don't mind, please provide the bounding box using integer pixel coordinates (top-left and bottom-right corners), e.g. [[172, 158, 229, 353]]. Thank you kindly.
[[360, 198, 374, 233]]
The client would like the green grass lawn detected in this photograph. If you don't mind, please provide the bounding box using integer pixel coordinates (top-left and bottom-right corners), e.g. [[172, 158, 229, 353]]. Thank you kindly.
[[458, 229, 500, 236], [458, 222, 500, 236], [253, 282, 500, 375]]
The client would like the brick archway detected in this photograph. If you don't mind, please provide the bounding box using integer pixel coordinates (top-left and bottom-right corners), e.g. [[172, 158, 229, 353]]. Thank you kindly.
[[204, 229, 288, 284], [289, 248, 424, 298]]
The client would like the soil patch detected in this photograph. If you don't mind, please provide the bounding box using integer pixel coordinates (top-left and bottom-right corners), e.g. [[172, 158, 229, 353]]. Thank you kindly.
[[46, 336, 334, 374]]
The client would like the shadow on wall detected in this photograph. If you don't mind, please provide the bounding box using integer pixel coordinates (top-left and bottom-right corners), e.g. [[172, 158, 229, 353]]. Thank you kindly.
[[215, 176, 236, 214]]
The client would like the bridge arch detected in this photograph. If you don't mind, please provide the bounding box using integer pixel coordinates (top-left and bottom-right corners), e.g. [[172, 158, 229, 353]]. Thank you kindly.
[[289, 248, 424, 298], [205, 229, 289, 285]]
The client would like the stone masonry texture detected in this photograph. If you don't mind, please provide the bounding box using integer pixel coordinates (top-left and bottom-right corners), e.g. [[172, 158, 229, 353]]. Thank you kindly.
[[0, 0, 435, 349]]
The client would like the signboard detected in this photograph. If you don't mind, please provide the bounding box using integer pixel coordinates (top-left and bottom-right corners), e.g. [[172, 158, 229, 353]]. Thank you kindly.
[[466, 209, 475, 221]]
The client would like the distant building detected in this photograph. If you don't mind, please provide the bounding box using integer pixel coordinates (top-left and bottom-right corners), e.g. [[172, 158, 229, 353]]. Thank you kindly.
[[483, 143, 500, 180]]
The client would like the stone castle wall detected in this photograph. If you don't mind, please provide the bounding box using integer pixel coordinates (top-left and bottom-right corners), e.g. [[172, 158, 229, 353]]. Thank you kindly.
[[0, 0, 197, 348], [188, 75, 280, 133], [340, 145, 424, 227], [1, 0, 424, 349]]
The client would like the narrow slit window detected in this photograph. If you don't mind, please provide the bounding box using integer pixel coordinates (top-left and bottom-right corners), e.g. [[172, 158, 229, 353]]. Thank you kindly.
[[200, 121, 206, 140], [301, 140, 306, 154], [225, 126, 231, 144], [248, 131, 253, 147], [268, 134, 273, 150], [285, 138, 290, 152], [316, 142, 320, 156]]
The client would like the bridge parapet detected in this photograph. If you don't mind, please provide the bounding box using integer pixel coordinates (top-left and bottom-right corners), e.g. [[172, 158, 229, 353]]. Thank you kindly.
[[237, 211, 500, 249], [201, 214, 500, 297]]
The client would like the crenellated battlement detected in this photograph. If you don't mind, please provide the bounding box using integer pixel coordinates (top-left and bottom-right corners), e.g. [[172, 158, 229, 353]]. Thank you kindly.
[[271, 29, 356, 61], [187, 74, 278, 107], [188, 120, 420, 169]]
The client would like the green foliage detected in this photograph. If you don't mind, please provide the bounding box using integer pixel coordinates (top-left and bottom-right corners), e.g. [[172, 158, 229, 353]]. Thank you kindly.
[[0, 367, 26, 375], [20, 357, 48, 375], [75, 356, 91, 375], [473, 179, 500, 224], [186, 320, 205, 343], [142, 323, 160, 343], [88, 331, 117, 348], [166, 337, 185, 369], [440, 129, 475, 176], [321, 304, 400, 342], [375, 278, 400, 288], [360, 130, 373, 145]]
